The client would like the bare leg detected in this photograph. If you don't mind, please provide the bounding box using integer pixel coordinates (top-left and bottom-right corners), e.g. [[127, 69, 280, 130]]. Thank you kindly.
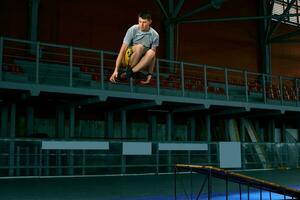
[[132, 49, 155, 73], [147, 56, 156, 74], [129, 44, 144, 67]]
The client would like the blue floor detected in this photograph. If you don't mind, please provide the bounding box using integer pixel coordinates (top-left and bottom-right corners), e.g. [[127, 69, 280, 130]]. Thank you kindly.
[[0, 169, 299, 199], [121, 186, 300, 200]]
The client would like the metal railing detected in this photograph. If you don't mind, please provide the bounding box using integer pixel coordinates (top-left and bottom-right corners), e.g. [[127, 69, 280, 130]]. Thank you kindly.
[[1, 37, 300, 110], [175, 164, 300, 199], [0, 138, 299, 177]]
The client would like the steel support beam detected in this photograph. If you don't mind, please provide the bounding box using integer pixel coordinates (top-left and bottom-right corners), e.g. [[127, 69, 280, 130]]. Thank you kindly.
[[69, 105, 75, 138], [29, 0, 40, 54], [166, 111, 173, 141], [1, 106, 9, 137], [56, 105, 65, 137], [26, 106, 34, 136], [268, 0, 297, 39], [188, 116, 196, 141], [121, 110, 126, 139], [259, 0, 272, 74], [10, 104, 16, 138], [106, 112, 114, 139], [271, 29, 300, 43]]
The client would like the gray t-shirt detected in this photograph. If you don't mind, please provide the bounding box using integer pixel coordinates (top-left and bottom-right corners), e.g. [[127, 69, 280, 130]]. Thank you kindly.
[[123, 24, 159, 49]]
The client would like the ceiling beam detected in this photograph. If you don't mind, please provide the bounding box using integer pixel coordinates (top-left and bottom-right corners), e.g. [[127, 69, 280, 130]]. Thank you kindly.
[[174, 3, 212, 23], [155, 0, 169, 18], [268, 0, 297, 40], [270, 29, 300, 43]]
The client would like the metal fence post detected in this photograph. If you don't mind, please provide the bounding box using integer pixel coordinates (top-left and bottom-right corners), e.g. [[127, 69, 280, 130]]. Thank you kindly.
[[180, 62, 185, 97], [0, 37, 3, 81], [36, 42, 40, 84], [100, 50, 104, 90], [69, 46, 73, 87], [156, 59, 160, 96]]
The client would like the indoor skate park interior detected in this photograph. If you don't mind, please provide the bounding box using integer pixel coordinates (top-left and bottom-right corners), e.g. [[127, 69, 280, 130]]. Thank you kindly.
[[1, 0, 300, 199]]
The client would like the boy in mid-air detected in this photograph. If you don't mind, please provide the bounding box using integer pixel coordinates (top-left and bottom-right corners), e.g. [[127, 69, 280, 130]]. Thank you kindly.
[[109, 10, 159, 84]]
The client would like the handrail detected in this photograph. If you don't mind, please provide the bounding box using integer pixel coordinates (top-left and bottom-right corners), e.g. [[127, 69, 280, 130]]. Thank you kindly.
[[1, 36, 300, 111], [175, 164, 300, 198]]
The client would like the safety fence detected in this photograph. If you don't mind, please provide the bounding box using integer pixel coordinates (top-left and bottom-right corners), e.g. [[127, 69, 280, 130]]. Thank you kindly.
[[0, 138, 299, 177], [175, 164, 300, 199], [1, 37, 300, 108]]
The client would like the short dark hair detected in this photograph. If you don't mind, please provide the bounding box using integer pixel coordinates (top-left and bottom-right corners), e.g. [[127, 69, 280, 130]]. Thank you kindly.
[[139, 10, 152, 20]]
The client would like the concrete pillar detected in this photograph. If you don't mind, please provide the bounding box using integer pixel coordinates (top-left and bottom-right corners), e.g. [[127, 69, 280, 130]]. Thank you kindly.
[[9, 141, 15, 176], [268, 119, 275, 142], [225, 118, 230, 141], [106, 112, 113, 139], [166, 112, 172, 141], [56, 105, 65, 137], [188, 116, 196, 141], [121, 110, 126, 139], [29, 0, 40, 42], [148, 114, 157, 141], [259, 0, 272, 74], [254, 120, 262, 141], [10, 104, 16, 138], [165, 0, 175, 65], [1, 106, 9, 137], [206, 115, 211, 164], [240, 118, 246, 142], [206, 115, 211, 142], [240, 118, 246, 169], [27, 106, 34, 136], [281, 120, 286, 143], [69, 105, 75, 138]]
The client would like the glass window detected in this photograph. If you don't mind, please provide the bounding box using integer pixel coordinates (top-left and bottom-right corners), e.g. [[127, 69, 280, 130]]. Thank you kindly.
[[272, 0, 300, 26]]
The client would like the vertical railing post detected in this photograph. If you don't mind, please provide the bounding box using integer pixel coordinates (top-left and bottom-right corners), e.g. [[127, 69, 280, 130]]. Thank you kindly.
[[295, 78, 299, 106], [39, 148, 42, 176], [16, 146, 20, 176], [82, 150, 86, 175], [0, 37, 3, 81], [190, 168, 193, 199], [36, 42, 40, 84], [208, 170, 212, 200], [174, 166, 177, 200], [225, 68, 229, 100], [225, 175, 228, 200], [69, 46, 73, 87], [156, 59, 160, 96], [260, 188, 262, 200], [130, 78, 134, 93], [204, 65, 208, 99], [247, 185, 250, 200], [239, 184, 242, 200], [156, 147, 159, 174], [263, 74, 266, 103], [25, 147, 30, 176], [34, 146, 38, 176], [100, 50, 104, 90], [280, 76, 283, 105], [180, 62, 185, 97], [244, 70, 248, 102]]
